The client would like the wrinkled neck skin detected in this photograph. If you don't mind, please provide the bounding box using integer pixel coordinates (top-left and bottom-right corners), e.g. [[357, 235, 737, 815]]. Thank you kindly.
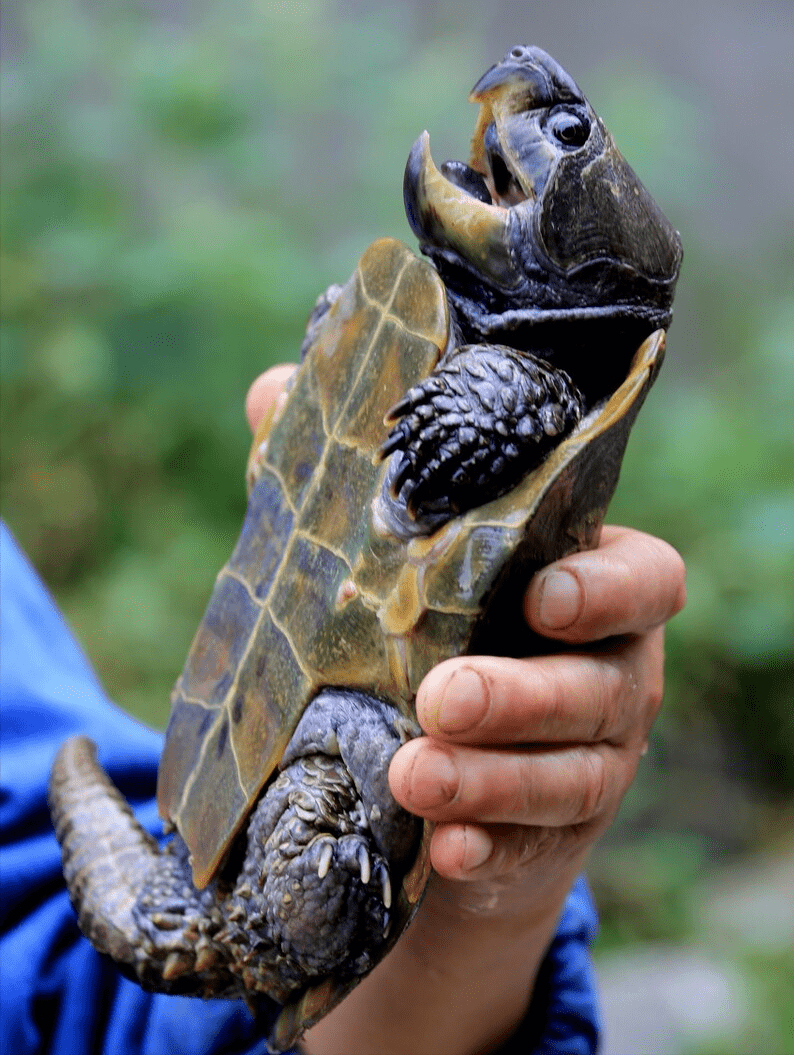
[[425, 243, 674, 410]]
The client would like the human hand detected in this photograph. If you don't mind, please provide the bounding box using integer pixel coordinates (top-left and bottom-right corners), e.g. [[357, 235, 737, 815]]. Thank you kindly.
[[388, 523, 686, 921], [245, 363, 296, 433]]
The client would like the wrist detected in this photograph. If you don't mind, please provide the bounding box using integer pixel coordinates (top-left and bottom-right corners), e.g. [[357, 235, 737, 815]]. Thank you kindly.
[[302, 874, 565, 1055]]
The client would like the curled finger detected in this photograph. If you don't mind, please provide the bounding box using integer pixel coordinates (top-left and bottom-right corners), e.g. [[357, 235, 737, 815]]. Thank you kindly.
[[416, 628, 665, 748], [525, 525, 686, 643], [428, 822, 566, 883], [389, 736, 633, 830], [245, 363, 296, 433]]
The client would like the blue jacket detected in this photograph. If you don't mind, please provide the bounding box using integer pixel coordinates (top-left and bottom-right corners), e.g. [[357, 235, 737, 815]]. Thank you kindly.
[[0, 523, 601, 1054]]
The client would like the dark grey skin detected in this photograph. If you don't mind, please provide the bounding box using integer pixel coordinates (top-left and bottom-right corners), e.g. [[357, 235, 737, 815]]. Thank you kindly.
[[49, 45, 682, 1043], [50, 693, 417, 1006], [381, 344, 584, 526]]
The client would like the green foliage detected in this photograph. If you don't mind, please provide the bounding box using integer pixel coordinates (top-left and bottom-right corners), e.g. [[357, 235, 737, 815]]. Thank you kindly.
[[0, 0, 480, 726], [684, 946, 794, 1055], [610, 272, 794, 796]]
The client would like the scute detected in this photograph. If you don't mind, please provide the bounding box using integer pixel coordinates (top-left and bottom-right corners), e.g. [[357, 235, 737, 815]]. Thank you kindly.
[[157, 238, 450, 887]]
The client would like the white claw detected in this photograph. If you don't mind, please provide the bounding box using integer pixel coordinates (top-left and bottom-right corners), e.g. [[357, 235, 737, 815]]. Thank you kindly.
[[162, 951, 193, 980], [380, 866, 392, 909], [195, 945, 219, 972], [357, 845, 371, 886], [317, 841, 333, 880]]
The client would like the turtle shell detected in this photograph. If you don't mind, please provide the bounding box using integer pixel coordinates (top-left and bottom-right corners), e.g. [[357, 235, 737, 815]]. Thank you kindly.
[[157, 234, 664, 1025], [157, 238, 448, 887]]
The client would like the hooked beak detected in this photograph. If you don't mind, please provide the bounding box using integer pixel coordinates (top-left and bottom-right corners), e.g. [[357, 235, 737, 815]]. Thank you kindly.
[[468, 45, 583, 177], [403, 131, 516, 289]]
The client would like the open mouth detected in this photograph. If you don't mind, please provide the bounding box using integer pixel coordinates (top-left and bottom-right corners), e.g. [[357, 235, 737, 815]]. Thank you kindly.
[[439, 132, 530, 211], [403, 130, 518, 290], [482, 124, 531, 207]]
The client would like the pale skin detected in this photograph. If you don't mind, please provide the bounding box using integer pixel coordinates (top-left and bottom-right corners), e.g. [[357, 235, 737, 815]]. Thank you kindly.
[[246, 366, 687, 1055]]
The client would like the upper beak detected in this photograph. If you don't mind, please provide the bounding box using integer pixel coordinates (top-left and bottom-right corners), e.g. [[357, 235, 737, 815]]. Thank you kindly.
[[468, 46, 582, 175]]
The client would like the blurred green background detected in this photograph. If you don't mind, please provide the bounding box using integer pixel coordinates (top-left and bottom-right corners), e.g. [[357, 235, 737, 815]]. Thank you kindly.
[[2, 1, 792, 1051]]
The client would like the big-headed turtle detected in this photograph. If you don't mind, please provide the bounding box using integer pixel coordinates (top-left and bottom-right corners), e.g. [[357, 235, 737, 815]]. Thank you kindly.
[[49, 46, 682, 1051]]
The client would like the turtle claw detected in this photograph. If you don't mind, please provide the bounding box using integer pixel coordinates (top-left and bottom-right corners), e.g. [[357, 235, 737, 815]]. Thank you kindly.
[[163, 950, 194, 981], [391, 450, 418, 499], [195, 943, 220, 972], [377, 861, 392, 909], [379, 426, 408, 459], [317, 840, 334, 880]]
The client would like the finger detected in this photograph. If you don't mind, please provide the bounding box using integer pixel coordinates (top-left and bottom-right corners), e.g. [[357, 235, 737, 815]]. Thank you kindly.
[[415, 629, 665, 746], [389, 735, 632, 829], [427, 823, 551, 882], [244, 364, 296, 433], [524, 525, 686, 643], [428, 822, 588, 884]]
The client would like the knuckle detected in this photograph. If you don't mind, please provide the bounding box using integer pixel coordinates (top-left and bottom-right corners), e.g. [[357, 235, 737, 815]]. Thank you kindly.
[[638, 627, 666, 721], [666, 546, 688, 616], [574, 749, 609, 822], [645, 666, 665, 720], [588, 658, 622, 741], [532, 663, 570, 735], [511, 825, 561, 869], [510, 754, 538, 818]]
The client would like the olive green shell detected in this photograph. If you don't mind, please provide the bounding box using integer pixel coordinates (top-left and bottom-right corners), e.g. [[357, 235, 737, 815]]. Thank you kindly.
[[157, 236, 665, 895]]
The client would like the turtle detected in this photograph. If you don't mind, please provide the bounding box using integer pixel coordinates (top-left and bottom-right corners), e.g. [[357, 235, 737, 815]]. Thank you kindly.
[[48, 45, 682, 1052]]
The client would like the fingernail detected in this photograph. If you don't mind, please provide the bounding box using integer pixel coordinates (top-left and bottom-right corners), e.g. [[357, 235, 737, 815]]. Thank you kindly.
[[407, 745, 458, 810], [462, 826, 493, 872], [536, 569, 583, 630], [437, 668, 488, 735]]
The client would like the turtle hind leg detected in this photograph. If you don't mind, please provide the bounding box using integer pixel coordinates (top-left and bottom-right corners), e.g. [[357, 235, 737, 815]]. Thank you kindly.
[[240, 690, 422, 989]]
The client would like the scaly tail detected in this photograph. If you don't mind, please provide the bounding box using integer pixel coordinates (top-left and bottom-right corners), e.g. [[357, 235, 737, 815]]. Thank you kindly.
[[48, 736, 246, 998], [48, 736, 161, 967]]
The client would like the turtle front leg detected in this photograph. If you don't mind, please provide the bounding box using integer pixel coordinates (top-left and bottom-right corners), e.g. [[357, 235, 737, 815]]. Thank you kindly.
[[381, 343, 585, 526], [242, 690, 422, 994]]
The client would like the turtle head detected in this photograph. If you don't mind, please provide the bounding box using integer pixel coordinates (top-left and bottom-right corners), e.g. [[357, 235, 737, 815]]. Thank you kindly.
[[404, 46, 683, 342]]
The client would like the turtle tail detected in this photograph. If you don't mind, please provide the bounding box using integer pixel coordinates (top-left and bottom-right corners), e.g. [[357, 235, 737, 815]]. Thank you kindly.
[[48, 736, 161, 966], [48, 736, 242, 997]]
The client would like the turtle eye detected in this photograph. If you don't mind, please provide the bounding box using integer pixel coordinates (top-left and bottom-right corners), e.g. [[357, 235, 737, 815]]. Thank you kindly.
[[545, 109, 590, 148]]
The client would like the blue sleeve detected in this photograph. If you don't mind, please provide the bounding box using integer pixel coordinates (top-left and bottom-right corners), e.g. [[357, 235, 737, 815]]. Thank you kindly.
[[0, 522, 600, 1055], [497, 878, 601, 1054]]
